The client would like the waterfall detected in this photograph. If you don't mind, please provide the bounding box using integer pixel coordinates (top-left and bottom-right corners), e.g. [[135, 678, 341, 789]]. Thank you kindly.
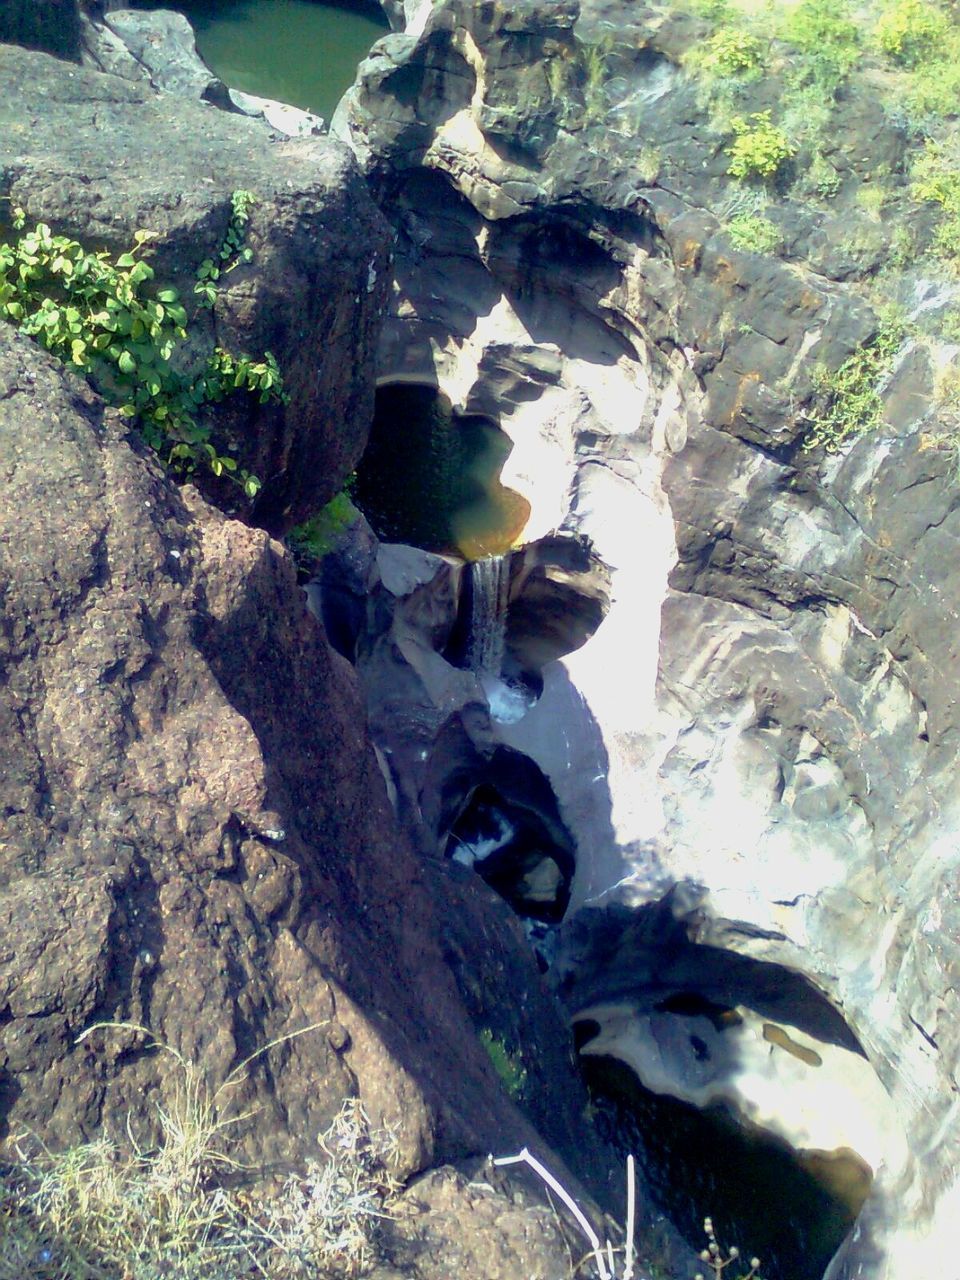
[[468, 555, 509, 676]]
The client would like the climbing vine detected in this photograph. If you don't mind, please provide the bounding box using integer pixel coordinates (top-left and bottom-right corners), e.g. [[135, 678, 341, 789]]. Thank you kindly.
[[0, 193, 285, 495]]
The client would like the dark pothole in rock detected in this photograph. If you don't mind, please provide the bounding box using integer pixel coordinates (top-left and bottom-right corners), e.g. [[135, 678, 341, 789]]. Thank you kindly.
[[353, 382, 530, 560], [438, 749, 576, 967], [560, 902, 903, 1280]]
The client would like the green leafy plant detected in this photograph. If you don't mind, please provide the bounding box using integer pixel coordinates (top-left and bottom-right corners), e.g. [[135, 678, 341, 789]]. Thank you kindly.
[[902, 55, 960, 118], [911, 137, 960, 264], [194, 189, 256, 307], [0, 198, 285, 495], [780, 0, 862, 88], [803, 308, 907, 450], [479, 1028, 527, 1101], [939, 308, 960, 343], [726, 112, 794, 181], [725, 212, 781, 254], [875, 0, 949, 65], [702, 28, 764, 77]]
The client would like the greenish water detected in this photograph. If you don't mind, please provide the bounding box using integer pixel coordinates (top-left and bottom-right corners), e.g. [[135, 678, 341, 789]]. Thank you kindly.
[[133, 0, 388, 119], [354, 384, 530, 561], [581, 1055, 870, 1280]]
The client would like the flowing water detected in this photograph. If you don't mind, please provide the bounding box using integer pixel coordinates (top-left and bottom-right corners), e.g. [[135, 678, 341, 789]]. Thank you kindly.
[[131, 0, 389, 119], [468, 556, 509, 676]]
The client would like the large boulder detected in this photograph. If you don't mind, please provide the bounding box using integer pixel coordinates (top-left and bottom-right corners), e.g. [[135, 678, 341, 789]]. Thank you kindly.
[[0, 43, 391, 533], [0, 324, 617, 1245]]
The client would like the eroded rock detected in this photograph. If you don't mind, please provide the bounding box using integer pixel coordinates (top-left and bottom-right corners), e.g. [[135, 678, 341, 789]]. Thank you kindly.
[[329, 0, 960, 1273], [0, 327, 612, 1224], [0, 43, 391, 533]]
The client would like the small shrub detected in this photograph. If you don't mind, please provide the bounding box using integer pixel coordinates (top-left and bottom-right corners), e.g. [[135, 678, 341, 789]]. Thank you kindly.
[[888, 222, 920, 268], [725, 213, 781, 254], [940, 308, 960, 343], [903, 55, 960, 118], [875, 0, 950, 65], [780, 0, 862, 87], [702, 28, 764, 76], [0, 197, 285, 495], [726, 112, 794, 181], [911, 138, 960, 268], [803, 308, 907, 450]]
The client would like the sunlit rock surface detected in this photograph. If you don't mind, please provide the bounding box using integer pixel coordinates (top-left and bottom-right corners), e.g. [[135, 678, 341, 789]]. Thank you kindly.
[[332, 0, 960, 1273]]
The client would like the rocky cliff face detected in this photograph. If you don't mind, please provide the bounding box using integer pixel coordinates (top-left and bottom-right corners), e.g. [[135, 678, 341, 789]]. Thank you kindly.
[[329, 1, 960, 1274], [0, 43, 390, 533], [0, 36, 626, 1279]]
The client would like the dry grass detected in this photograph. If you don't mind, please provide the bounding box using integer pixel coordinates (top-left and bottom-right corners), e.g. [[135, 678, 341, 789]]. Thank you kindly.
[[0, 1023, 400, 1280]]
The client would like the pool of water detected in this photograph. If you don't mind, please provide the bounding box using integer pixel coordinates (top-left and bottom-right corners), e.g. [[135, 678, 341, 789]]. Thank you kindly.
[[354, 384, 530, 561], [580, 1054, 870, 1280], [132, 0, 389, 119]]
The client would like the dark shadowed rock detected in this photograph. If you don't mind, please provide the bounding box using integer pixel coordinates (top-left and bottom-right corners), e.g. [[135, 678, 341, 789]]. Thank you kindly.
[[0, 0, 83, 58], [0, 43, 391, 533], [0, 327, 612, 1237]]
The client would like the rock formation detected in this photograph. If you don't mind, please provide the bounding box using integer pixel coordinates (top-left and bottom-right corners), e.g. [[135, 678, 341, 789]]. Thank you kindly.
[[7, 0, 960, 1275], [0, 42, 390, 533], [327, 0, 960, 1275], [0, 36, 622, 1279]]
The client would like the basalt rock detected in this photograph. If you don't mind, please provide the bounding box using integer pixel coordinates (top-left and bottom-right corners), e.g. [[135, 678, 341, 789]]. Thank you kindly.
[[0, 326, 616, 1251], [331, 0, 960, 1274], [0, 42, 391, 534]]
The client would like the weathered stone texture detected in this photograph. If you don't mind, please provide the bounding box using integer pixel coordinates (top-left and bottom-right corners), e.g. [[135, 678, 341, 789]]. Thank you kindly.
[[0, 43, 391, 533]]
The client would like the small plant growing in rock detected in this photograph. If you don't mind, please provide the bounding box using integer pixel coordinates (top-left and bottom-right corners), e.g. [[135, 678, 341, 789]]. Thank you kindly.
[[479, 1028, 528, 1101], [875, 0, 949, 65], [693, 1216, 763, 1280], [725, 213, 781, 254], [780, 0, 862, 88], [288, 488, 358, 563], [0, 196, 285, 495], [726, 113, 794, 181], [702, 28, 764, 77], [803, 307, 907, 450], [194, 188, 256, 307], [0, 1022, 400, 1279], [912, 138, 960, 267]]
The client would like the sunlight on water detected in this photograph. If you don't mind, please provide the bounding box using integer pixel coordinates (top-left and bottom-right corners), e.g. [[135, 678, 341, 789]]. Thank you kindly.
[[354, 384, 530, 561]]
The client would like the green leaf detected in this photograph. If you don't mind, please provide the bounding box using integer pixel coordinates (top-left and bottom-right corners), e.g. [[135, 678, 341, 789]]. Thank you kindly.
[[116, 252, 136, 268], [118, 350, 136, 375], [156, 288, 179, 303]]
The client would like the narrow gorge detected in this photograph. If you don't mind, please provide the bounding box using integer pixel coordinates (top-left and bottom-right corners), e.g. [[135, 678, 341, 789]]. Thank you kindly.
[[2, 2, 960, 1279]]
